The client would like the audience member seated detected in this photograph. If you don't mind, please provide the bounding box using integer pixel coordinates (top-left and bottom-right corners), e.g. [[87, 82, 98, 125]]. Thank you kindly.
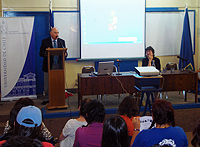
[[73, 100, 105, 147], [130, 99, 188, 147], [117, 96, 138, 139], [1, 104, 25, 140], [191, 119, 200, 147], [101, 115, 129, 147], [0, 136, 43, 147], [59, 98, 91, 147], [2, 97, 53, 144], [0, 105, 53, 147]]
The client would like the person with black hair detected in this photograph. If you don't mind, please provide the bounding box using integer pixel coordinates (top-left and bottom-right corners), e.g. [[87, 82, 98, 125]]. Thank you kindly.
[[0, 106, 53, 147], [73, 100, 105, 147], [117, 96, 138, 138], [130, 100, 188, 147], [1, 104, 25, 140], [191, 119, 200, 147], [142, 46, 161, 99], [1, 136, 43, 147], [14, 97, 35, 107], [142, 46, 161, 70], [2, 98, 53, 144], [59, 98, 91, 147], [101, 115, 129, 147], [3, 97, 35, 136]]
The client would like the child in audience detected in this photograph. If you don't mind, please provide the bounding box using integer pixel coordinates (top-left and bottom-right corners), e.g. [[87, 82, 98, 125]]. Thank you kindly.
[[130, 99, 188, 147], [73, 100, 105, 147], [117, 96, 138, 138], [59, 98, 91, 147], [101, 115, 129, 147]]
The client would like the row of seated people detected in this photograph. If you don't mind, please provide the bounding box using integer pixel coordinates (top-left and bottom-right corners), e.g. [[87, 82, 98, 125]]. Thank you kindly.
[[1, 97, 200, 147]]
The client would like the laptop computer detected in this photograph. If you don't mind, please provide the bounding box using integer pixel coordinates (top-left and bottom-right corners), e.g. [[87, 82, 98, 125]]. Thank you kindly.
[[94, 61, 114, 76]]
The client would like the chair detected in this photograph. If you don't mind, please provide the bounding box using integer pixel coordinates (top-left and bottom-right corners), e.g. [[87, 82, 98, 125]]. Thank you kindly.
[[165, 62, 179, 70], [75, 66, 95, 87], [82, 66, 95, 73]]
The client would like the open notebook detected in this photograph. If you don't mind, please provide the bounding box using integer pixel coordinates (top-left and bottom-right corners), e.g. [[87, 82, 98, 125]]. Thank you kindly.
[[94, 61, 114, 76]]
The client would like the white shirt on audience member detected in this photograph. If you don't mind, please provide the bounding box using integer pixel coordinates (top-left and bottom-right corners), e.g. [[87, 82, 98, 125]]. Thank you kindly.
[[60, 119, 87, 147]]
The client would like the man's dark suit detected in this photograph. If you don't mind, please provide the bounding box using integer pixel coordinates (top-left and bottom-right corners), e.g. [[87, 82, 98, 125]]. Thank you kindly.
[[39, 37, 66, 72]]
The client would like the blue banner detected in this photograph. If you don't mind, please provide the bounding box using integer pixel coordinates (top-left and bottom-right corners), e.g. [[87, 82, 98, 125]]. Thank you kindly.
[[1, 17, 36, 101], [179, 8, 195, 71]]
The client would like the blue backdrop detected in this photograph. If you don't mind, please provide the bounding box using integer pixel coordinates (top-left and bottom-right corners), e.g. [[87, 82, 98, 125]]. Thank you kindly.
[[4, 12, 50, 94]]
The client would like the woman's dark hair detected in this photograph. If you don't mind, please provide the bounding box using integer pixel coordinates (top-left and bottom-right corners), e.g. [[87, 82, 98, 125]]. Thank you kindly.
[[145, 46, 155, 57], [9, 104, 25, 129], [79, 98, 92, 116], [117, 96, 138, 118], [149, 100, 175, 129], [84, 100, 105, 126], [191, 119, 200, 147], [12, 121, 43, 140], [1, 135, 43, 147], [14, 97, 34, 107], [101, 115, 129, 147]]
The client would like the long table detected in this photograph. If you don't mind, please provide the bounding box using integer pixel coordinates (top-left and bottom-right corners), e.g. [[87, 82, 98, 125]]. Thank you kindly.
[[160, 70, 198, 102], [78, 71, 198, 107], [78, 72, 137, 107]]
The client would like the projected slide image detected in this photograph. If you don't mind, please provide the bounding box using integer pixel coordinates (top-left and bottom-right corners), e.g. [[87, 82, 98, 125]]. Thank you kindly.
[[81, 1, 143, 45], [80, 0, 145, 59], [108, 11, 117, 30]]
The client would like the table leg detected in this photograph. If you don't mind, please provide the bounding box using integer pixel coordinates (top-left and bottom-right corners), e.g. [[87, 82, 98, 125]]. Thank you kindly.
[[184, 91, 187, 102]]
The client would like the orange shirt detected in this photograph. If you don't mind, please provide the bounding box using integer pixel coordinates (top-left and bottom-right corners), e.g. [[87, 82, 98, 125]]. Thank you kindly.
[[120, 115, 134, 136]]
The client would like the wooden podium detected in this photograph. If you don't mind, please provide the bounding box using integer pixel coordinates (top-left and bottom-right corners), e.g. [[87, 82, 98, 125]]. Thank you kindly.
[[46, 48, 68, 109]]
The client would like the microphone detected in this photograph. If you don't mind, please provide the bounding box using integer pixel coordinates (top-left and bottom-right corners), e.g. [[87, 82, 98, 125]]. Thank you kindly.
[[177, 56, 187, 61], [116, 59, 122, 75], [56, 35, 58, 39]]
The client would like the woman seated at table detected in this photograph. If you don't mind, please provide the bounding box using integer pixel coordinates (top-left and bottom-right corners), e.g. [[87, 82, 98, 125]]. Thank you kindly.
[[142, 46, 160, 71]]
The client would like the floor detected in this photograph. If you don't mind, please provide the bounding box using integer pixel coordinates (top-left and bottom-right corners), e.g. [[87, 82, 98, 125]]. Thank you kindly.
[[0, 91, 198, 147], [0, 90, 197, 115]]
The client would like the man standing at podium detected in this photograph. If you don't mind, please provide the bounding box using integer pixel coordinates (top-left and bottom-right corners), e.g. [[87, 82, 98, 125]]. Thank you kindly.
[[39, 27, 67, 105]]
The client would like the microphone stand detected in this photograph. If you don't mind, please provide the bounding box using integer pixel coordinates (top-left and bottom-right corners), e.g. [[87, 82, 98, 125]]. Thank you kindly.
[[116, 59, 122, 75], [181, 60, 184, 70], [177, 56, 187, 71]]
